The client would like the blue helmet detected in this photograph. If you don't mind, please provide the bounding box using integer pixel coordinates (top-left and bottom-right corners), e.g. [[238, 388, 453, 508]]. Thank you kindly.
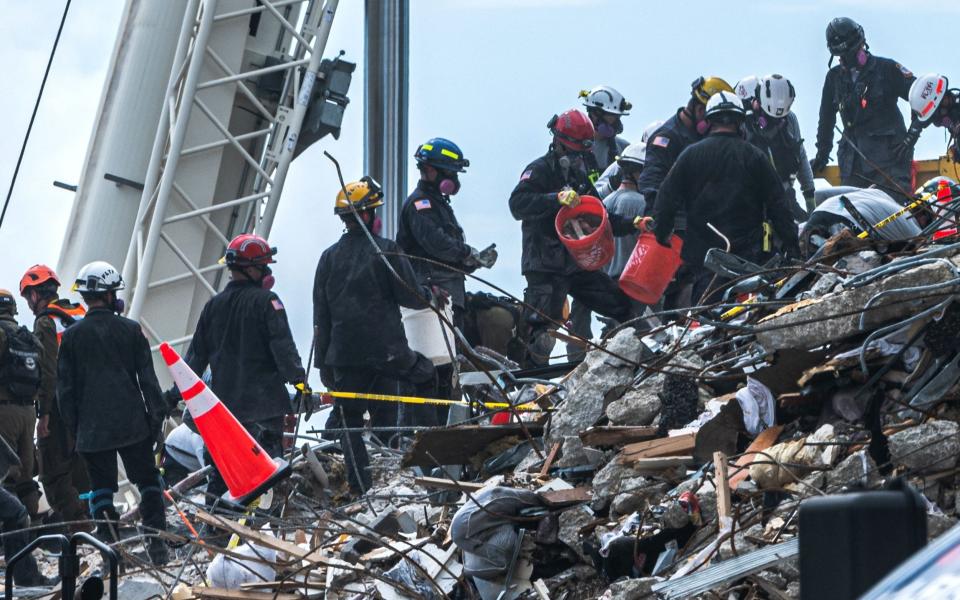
[[414, 137, 469, 173]]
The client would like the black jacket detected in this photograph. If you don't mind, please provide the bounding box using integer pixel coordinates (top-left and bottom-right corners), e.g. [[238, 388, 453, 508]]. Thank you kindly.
[[314, 228, 431, 380], [509, 150, 633, 276], [57, 308, 164, 453], [653, 132, 800, 267], [636, 110, 702, 206], [815, 55, 915, 180], [185, 280, 305, 423], [397, 181, 474, 308]]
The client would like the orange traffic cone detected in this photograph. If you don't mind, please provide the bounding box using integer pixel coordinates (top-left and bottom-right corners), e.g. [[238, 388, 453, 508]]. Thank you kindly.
[[160, 342, 290, 505]]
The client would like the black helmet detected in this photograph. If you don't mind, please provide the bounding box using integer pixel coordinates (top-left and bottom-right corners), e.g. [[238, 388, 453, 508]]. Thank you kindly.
[[826, 17, 865, 56]]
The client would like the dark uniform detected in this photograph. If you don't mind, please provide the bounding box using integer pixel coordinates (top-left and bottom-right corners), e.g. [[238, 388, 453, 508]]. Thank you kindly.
[[33, 299, 90, 528], [0, 311, 41, 518], [57, 307, 167, 542], [0, 436, 53, 587], [743, 112, 815, 220], [636, 110, 702, 208], [814, 55, 915, 193], [509, 150, 634, 366], [397, 181, 475, 315], [185, 279, 305, 499], [653, 131, 800, 303], [314, 229, 436, 492]]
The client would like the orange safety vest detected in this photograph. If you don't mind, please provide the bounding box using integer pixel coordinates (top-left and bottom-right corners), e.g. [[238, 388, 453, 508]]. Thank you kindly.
[[42, 301, 86, 344]]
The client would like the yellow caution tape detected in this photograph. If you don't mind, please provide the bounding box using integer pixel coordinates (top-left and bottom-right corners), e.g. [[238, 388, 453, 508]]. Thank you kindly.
[[318, 390, 545, 412]]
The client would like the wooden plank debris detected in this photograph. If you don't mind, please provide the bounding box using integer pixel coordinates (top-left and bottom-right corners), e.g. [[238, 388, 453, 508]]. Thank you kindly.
[[539, 487, 592, 507], [579, 426, 659, 447], [728, 425, 784, 488], [538, 442, 562, 478], [194, 509, 331, 567], [413, 476, 486, 493], [619, 433, 696, 463], [713, 451, 732, 521]]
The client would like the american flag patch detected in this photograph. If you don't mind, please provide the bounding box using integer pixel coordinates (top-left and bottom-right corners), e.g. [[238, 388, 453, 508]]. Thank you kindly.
[[271, 299, 284, 311], [520, 169, 533, 181], [414, 199, 432, 211], [652, 136, 670, 148]]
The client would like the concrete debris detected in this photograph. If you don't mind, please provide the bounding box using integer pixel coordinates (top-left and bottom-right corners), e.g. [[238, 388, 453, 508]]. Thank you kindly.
[[16, 239, 960, 600]]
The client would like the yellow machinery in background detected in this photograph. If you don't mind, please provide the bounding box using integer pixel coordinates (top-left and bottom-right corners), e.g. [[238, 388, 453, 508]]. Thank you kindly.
[[820, 155, 960, 188]]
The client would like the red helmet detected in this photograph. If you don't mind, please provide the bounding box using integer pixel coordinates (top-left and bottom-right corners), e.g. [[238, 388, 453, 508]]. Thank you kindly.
[[222, 234, 277, 267], [548, 109, 595, 151], [19, 264, 60, 296]]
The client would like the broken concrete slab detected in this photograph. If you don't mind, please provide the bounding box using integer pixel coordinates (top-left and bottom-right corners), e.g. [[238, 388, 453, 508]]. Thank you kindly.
[[888, 419, 960, 472], [606, 375, 663, 426], [757, 258, 960, 351]]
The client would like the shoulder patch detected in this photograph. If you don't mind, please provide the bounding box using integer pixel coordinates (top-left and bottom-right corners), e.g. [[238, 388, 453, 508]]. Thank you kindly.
[[896, 63, 913, 78], [520, 169, 533, 182], [414, 199, 432, 211], [271, 299, 285, 311], [652, 136, 670, 148]]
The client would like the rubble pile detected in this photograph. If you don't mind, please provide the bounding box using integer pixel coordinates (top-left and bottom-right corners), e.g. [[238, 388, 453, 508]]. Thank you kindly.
[[18, 238, 960, 599]]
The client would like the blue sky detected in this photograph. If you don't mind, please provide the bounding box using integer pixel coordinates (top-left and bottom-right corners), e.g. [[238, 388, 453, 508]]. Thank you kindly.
[[0, 0, 957, 383]]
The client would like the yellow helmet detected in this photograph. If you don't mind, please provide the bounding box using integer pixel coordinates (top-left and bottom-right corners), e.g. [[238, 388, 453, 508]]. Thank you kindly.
[[334, 176, 384, 215], [691, 76, 734, 105]]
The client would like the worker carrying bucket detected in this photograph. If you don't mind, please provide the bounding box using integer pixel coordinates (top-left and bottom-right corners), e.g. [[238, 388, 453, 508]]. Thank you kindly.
[[508, 108, 650, 367]]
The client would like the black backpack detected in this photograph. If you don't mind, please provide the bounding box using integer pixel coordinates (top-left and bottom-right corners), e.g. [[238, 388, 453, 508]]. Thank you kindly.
[[0, 324, 42, 399]]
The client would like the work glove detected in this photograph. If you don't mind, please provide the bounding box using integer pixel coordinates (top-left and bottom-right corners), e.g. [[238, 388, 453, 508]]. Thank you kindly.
[[476, 244, 498, 268], [294, 381, 314, 417], [633, 216, 654, 233], [463, 245, 481, 269], [802, 190, 817, 215], [809, 154, 829, 174], [557, 189, 581, 208], [894, 125, 921, 160]]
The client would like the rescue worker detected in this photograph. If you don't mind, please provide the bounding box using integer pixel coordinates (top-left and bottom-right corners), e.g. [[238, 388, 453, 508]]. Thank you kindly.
[[0, 290, 42, 522], [397, 138, 497, 416], [184, 234, 306, 501], [811, 17, 915, 195], [903, 74, 960, 162], [580, 85, 632, 171], [653, 92, 800, 304], [570, 86, 632, 360], [603, 143, 647, 279], [57, 261, 168, 565], [18, 265, 91, 534], [314, 177, 438, 493], [596, 120, 664, 200], [0, 436, 57, 587], [638, 77, 734, 310], [739, 74, 817, 218], [509, 109, 642, 367], [637, 76, 734, 208]]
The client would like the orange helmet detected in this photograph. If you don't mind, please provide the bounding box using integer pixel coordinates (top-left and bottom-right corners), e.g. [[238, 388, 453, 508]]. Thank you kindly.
[[19, 264, 60, 296]]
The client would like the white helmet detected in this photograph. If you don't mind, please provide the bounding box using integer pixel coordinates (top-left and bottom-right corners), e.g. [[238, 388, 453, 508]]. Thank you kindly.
[[640, 119, 665, 143], [734, 75, 759, 103], [757, 74, 796, 118], [910, 74, 949, 122], [73, 261, 125, 293], [617, 143, 647, 168], [579, 85, 632, 115], [704, 91, 745, 121]]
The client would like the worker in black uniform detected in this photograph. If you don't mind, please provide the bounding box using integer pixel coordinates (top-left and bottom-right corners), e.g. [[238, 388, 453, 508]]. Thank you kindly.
[[314, 177, 438, 493], [653, 92, 800, 305], [509, 109, 642, 367], [637, 76, 734, 209], [184, 233, 306, 502], [636, 77, 735, 310], [810, 17, 915, 196], [397, 138, 496, 419], [57, 261, 168, 565]]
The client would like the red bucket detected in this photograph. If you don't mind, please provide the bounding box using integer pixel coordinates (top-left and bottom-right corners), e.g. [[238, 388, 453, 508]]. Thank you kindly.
[[554, 195, 615, 271], [618, 233, 683, 304]]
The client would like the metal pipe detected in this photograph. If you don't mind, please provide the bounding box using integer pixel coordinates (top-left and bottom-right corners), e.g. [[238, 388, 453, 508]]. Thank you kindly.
[[364, 0, 409, 239], [256, 0, 341, 237]]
